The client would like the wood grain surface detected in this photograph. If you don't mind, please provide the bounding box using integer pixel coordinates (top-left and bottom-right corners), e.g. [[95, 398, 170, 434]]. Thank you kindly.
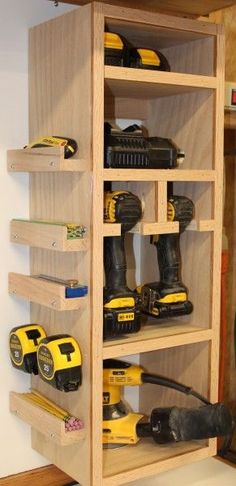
[[55, 0, 236, 17], [0, 465, 72, 486]]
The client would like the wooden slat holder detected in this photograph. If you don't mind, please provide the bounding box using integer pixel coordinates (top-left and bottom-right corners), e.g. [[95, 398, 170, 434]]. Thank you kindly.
[[10, 392, 85, 447], [7, 147, 89, 173], [8, 272, 88, 311], [10, 220, 89, 252]]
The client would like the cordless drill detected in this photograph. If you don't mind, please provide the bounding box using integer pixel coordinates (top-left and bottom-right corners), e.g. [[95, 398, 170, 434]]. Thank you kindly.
[[104, 191, 142, 339], [141, 195, 194, 319], [103, 359, 233, 448]]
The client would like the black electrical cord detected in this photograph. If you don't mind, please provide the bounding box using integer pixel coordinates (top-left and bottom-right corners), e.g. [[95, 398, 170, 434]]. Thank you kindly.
[[141, 373, 211, 405]]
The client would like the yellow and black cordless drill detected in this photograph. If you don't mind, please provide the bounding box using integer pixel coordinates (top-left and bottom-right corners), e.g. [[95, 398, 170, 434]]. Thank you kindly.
[[104, 191, 142, 339], [140, 195, 194, 319], [103, 359, 233, 448]]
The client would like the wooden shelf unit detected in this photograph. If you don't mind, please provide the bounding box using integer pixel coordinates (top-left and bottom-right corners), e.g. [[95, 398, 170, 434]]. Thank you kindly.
[[8, 4, 224, 486]]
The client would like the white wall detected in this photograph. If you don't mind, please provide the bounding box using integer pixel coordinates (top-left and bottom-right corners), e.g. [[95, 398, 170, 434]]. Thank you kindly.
[[0, 0, 76, 477]]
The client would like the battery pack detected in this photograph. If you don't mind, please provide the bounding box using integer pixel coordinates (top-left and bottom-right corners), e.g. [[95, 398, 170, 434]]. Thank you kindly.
[[128, 48, 170, 71], [104, 307, 141, 339], [104, 32, 127, 66], [104, 123, 183, 169]]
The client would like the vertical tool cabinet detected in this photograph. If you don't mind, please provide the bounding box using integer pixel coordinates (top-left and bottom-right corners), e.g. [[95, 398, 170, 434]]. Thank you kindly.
[[8, 3, 224, 485]]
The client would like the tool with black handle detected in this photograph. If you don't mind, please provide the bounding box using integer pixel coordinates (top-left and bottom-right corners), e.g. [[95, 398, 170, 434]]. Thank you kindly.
[[140, 195, 194, 319], [103, 359, 234, 447], [104, 191, 142, 339], [104, 123, 184, 169]]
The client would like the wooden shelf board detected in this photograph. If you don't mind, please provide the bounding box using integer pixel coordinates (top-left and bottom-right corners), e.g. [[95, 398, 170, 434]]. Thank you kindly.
[[8, 272, 87, 311], [10, 220, 89, 252], [105, 67, 216, 99], [103, 322, 213, 359], [131, 221, 179, 235], [10, 392, 85, 447], [103, 439, 212, 486], [103, 223, 122, 236], [104, 220, 215, 238], [103, 169, 216, 182], [60, 0, 236, 18], [7, 147, 89, 172], [187, 219, 215, 232]]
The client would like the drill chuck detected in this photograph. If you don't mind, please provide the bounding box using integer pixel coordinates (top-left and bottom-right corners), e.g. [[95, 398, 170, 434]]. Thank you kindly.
[[104, 191, 142, 232]]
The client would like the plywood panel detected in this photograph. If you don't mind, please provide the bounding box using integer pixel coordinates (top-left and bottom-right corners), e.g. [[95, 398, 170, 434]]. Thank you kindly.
[[59, 0, 236, 17], [28, 6, 93, 485]]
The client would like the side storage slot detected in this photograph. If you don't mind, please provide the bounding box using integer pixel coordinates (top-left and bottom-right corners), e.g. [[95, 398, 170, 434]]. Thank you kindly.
[[103, 342, 213, 486], [7, 147, 89, 172], [10, 392, 85, 446], [8, 272, 88, 311], [10, 219, 89, 252]]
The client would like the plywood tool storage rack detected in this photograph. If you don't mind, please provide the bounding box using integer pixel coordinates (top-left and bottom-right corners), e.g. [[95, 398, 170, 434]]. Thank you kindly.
[[8, 3, 224, 486]]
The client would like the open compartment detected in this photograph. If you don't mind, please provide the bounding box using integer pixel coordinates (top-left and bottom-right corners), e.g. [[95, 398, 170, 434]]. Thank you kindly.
[[105, 18, 216, 76], [105, 89, 215, 171], [103, 342, 214, 485]]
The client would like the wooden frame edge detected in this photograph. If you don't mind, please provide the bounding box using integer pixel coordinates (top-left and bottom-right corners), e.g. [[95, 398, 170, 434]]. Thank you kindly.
[[0, 465, 73, 486]]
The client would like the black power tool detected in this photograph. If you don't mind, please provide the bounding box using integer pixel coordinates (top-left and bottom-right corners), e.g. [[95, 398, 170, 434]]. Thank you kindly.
[[104, 123, 184, 169], [103, 359, 234, 447], [141, 195, 194, 319], [104, 191, 142, 339]]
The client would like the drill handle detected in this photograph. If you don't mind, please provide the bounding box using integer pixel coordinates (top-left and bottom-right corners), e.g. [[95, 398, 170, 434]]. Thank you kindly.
[[104, 236, 128, 291], [156, 234, 182, 286]]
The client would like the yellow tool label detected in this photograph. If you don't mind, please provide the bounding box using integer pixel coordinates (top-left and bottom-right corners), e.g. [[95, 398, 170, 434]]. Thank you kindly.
[[118, 312, 134, 322], [167, 201, 175, 221], [137, 48, 161, 66], [104, 32, 123, 50], [27, 136, 68, 148], [159, 292, 187, 304], [152, 308, 159, 316], [104, 297, 135, 308], [9, 334, 23, 365], [37, 346, 54, 380]]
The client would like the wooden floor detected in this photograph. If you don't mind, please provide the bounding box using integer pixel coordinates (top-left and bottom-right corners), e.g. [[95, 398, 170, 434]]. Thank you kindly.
[[0, 465, 73, 486]]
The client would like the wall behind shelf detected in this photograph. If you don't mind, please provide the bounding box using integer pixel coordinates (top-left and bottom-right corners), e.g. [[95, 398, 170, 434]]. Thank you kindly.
[[0, 0, 77, 478]]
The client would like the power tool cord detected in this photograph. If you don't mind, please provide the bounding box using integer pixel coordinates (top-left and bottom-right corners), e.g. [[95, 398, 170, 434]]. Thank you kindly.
[[141, 373, 211, 405]]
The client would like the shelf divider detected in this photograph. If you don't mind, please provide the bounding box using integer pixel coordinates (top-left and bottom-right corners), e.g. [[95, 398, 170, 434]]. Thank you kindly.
[[105, 66, 217, 100], [103, 439, 212, 486], [103, 324, 213, 359], [103, 169, 216, 182]]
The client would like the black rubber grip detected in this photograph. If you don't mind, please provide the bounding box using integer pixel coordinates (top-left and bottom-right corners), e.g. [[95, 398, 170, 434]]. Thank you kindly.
[[104, 236, 127, 291], [169, 403, 233, 441]]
